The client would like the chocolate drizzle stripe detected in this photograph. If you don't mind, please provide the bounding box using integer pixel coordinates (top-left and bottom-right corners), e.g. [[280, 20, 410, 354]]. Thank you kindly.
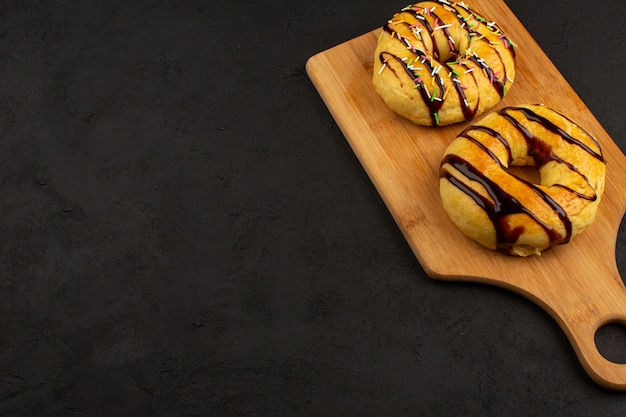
[[462, 125, 512, 163], [460, 134, 503, 166], [439, 103, 612, 250], [379, 51, 444, 126], [499, 106, 601, 202], [460, 129, 596, 202], [409, 9, 441, 59], [379, 1, 515, 124], [467, 54, 505, 98], [441, 154, 571, 251], [549, 108, 604, 158], [551, 183, 597, 201], [503, 107, 605, 162], [447, 66, 477, 120], [443, 0, 516, 58], [499, 107, 604, 201], [478, 36, 510, 91]]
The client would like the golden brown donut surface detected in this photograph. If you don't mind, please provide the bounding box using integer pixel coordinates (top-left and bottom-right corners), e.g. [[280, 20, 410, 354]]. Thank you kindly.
[[372, 1, 516, 126], [439, 104, 606, 256]]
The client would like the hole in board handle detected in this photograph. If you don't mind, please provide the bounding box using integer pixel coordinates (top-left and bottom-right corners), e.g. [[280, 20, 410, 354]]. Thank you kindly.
[[594, 213, 626, 364], [595, 321, 626, 364]]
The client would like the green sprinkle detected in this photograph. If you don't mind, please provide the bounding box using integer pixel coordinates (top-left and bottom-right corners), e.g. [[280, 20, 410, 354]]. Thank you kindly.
[[434, 113, 440, 125], [430, 87, 439, 101], [503, 85, 507, 96]]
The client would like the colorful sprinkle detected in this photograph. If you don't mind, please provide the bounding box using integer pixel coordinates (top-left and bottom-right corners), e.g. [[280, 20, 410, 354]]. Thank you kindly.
[[430, 87, 439, 101], [442, 87, 450, 100]]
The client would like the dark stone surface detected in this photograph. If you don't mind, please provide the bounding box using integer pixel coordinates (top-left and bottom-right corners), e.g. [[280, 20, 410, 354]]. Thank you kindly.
[[1, 0, 625, 416]]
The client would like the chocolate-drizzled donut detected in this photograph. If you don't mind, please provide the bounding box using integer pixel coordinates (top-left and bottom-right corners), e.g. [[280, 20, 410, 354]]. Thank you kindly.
[[372, 1, 516, 126], [439, 104, 606, 256]]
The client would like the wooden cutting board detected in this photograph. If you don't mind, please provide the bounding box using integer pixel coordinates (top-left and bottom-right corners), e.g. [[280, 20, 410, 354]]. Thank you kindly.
[[306, 0, 626, 390]]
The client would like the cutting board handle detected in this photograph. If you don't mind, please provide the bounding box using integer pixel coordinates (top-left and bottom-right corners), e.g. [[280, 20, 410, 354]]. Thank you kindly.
[[556, 261, 626, 390], [567, 314, 626, 390]]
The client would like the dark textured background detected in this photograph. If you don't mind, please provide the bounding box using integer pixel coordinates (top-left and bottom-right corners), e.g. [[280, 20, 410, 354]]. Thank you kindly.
[[1, 0, 626, 416]]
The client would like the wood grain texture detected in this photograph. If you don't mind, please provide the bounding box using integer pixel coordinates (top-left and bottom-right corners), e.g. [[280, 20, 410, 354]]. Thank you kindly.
[[306, 0, 626, 390]]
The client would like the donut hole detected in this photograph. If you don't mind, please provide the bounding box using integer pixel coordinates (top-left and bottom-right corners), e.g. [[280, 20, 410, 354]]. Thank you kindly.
[[435, 27, 470, 64], [437, 38, 468, 64], [595, 321, 626, 364], [506, 165, 541, 185]]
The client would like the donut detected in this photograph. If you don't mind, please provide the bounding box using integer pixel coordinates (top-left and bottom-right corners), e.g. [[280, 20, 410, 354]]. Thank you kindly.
[[439, 104, 606, 257], [372, 1, 516, 126]]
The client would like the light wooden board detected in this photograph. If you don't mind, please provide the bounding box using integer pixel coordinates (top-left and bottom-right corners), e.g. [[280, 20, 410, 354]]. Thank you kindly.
[[306, 0, 626, 390]]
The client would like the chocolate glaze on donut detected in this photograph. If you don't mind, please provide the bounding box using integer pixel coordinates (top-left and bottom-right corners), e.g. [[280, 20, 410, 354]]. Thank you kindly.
[[501, 106, 604, 163], [441, 153, 572, 253], [441, 154, 569, 252], [375, 0, 516, 125], [378, 50, 449, 125], [439, 105, 606, 256]]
